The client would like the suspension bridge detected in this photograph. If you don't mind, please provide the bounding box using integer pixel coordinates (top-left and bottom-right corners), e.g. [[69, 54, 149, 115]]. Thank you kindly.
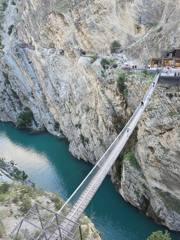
[[11, 73, 160, 240]]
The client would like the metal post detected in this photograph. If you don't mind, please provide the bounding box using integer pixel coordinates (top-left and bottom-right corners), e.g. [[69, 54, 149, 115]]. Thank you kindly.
[[35, 204, 48, 240], [55, 213, 63, 240], [14, 219, 23, 239], [79, 225, 83, 240]]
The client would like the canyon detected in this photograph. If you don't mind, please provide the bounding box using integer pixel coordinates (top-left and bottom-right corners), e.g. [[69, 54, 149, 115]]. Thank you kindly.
[[0, 0, 180, 232]]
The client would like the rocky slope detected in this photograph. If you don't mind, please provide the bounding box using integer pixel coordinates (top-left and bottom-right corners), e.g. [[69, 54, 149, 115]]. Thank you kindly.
[[0, 183, 101, 240], [119, 76, 180, 231], [0, 0, 180, 232]]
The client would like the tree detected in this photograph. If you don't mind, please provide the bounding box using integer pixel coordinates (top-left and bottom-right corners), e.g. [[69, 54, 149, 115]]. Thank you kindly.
[[117, 72, 126, 92], [0, 183, 10, 194], [16, 107, 33, 128], [147, 231, 172, 240], [110, 40, 121, 53]]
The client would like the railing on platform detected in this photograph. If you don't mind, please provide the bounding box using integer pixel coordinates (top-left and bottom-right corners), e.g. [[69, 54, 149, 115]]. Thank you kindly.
[[10, 203, 83, 240]]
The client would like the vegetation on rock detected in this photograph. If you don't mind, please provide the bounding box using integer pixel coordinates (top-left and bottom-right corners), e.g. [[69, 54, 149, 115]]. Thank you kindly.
[[147, 231, 172, 240], [16, 107, 33, 128], [123, 152, 140, 169], [117, 71, 127, 96], [0, 158, 28, 181], [0, 182, 10, 194], [8, 24, 14, 35], [110, 41, 121, 53], [0, 220, 5, 238], [101, 58, 116, 70]]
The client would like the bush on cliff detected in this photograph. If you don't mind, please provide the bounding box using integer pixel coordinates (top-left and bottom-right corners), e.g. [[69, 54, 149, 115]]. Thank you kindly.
[[16, 107, 33, 128], [101, 58, 111, 69], [117, 72, 127, 95], [147, 231, 172, 240], [19, 197, 32, 214], [110, 40, 121, 53], [0, 183, 10, 194], [124, 152, 140, 169], [0, 221, 5, 238]]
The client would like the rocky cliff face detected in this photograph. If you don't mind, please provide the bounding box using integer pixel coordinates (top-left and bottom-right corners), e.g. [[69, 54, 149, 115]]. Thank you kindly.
[[126, 0, 180, 63], [119, 78, 180, 231], [0, 0, 180, 232]]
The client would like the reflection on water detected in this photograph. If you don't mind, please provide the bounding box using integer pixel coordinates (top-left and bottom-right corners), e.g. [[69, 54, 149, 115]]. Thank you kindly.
[[0, 125, 91, 199], [0, 133, 49, 169], [0, 132, 67, 197], [0, 123, 179, 240]]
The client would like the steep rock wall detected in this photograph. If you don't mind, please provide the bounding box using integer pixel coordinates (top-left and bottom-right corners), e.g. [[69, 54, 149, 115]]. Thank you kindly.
[[119, 77, 180, 231]]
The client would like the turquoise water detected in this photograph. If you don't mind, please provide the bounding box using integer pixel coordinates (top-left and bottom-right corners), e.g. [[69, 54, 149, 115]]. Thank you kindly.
[[0, 122, 179, 240]]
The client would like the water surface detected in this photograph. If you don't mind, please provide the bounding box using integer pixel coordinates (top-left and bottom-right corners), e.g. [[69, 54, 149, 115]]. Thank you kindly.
[[0, 122, 179, 240]]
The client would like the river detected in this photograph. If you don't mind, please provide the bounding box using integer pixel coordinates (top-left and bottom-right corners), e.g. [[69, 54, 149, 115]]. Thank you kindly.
[[0, 122, 179, 240]]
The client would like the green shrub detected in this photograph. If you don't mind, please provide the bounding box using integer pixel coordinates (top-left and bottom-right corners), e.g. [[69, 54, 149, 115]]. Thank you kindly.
[[2, 72, 10, 85], [51, 195, 63, 211], [117, 72, 126, 92], [12, 196, 19, 204], [101, 58, 117, 70], [10, 168, 28, 181], [110, 41, 121, 53], [0, 221, 5, 238], [19, 197, 31, 214], [90, 54, 98, 63], [157, 26, 163, 33], [2, 1, 8, 11], [101, 70, 105, 78], [8, 25, 14, 35], [19, 185, 35, 199], [54, 122, 60, 132], [0, 183, 10, 194], [147, 231, 172, 240], [80, 134, 89, 146], [124, 152, 140, 169], [16, 107, 33, 128], [168, 111, 178, 117], [143, 69, 149, 76], [101, 58, 111, 69], [0, 158, 6, 169], [11, 89, 19, 99]]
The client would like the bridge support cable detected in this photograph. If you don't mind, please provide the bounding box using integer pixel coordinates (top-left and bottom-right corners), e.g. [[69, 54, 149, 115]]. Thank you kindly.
[[34, 74, 159, 240]]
